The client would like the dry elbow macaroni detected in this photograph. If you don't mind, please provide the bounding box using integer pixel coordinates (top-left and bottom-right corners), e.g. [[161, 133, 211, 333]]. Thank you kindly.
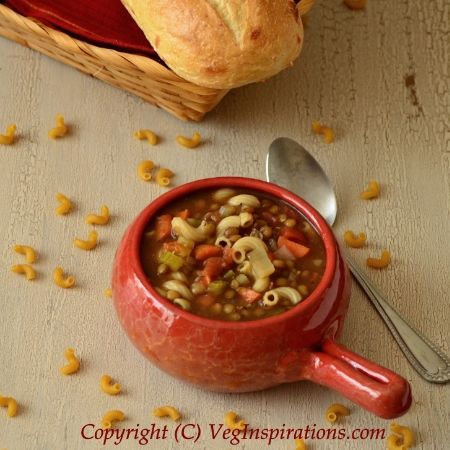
[[344, 0, 367, 10], [0, 395, 18, 417], [153, 406, 181, 421], [343, 230, 366, 248], [100, 375, 121, 395], [74, 230, 98, 250], [59, 348, 80, 375], [11, 264, 36, 281], [367, 250, 391, 269], [0, 124, 17, 145], [295, 438, 307, 450], [55, 193, 73, 215], [53, 267, 76, 288], [176, 132, 201, 148], [85, 205, 110, 225], [387, 423, 414, 449], [224, 411, 246, 431], [325, 403, 350, 423], [101, 410, 125, 429], [134, 129, 158, 145], [13, 244, 37, 263], [312, 121, 334, 144], [156, 168, 174, 187], [360, 180, 380, 199], [48, 114, 68, 139], [137, 160, 155, 182]]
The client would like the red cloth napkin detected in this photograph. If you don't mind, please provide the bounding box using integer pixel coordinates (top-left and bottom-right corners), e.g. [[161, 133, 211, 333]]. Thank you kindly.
[[4, 0, 157, 58]]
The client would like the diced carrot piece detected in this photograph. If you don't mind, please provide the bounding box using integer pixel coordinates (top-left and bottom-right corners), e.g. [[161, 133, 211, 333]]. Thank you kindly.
[[176, 209, 190, 219], [277, 236, 310, 258], [193, 244, 223, 261], [280, 227, 307, 244], [202, 257, 225, 284], [155, 214, 173, 241], [163, 241, 189, 257], [197, 294, 216, 308], [237, 287, 262, 304]]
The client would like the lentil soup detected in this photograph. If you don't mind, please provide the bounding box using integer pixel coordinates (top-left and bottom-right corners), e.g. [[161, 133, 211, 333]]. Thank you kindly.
[[140, 189, 326, 321]]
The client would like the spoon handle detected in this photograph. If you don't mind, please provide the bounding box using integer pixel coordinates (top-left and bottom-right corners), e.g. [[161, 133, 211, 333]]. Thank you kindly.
[[345, 256, 450, 384]]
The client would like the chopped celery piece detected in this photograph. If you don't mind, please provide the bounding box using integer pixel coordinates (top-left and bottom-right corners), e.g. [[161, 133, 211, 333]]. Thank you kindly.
[[207, 280, 228, 296], [158, 251, 184, 271], [223, 270, 235, 280]]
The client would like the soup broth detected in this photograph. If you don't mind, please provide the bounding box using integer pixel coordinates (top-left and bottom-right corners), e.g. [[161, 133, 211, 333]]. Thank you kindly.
[[140, 189, 326, 321]]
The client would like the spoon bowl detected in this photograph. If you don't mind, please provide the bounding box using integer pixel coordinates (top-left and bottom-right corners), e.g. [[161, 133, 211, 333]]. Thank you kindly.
[[266, 137, 337, 226]]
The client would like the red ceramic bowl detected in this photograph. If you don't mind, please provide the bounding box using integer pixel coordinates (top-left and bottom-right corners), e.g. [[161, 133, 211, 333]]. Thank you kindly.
[[112, 177, 412, 419]]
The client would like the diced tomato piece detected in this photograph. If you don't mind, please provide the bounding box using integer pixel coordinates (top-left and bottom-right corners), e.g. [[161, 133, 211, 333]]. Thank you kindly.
[[280, 227, 307, 244], [277, 236, 310, 258], [163, 241, 189, 257], [202, 257, 225, 284], [193, 244, 223, 261], [237, 287, 262, 304], [155, 214, 173, 241], [176, 209, 190, 219], [196, 294, 216, 308], [222, 247, 234, 268]]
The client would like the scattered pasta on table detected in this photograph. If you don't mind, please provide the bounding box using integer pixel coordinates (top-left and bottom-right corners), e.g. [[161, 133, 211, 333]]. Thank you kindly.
[[387, 423, 415, 450], [295, 438, 307, 450], [59, 348, 80, 375], [53, 267, 76, 288], [367, 250, 391, 269], [360, 180, 380, 199], [224, 411, 246, 431], [137, 160, 155, 182], [100, 375, 121, 395], [312, 121, 334, 144], [55, 193, 73, 215], [74, 230, 98, 250], [0, 395, 18, 417], [101, 410, 125, 429], [176, 132, 202, 149], [155, 168, 174, 187], [13, 244, 37, 263], [343, 230, 366, 248], [153, 406, 181, 421], [85, 205, 110, 225], [325, 403, 350, 423], [11, 264, 36, 281], [0, 124, 17, 145], [134, 129, 158, 145], [48, 114, 68, 139]]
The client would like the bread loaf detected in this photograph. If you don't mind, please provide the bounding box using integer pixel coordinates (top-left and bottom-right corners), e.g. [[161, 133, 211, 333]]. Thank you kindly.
[[121, 0, 305, 89]]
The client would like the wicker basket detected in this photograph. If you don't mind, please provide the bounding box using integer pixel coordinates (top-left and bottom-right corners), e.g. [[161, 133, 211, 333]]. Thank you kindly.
[[0, 1, 314, 121]]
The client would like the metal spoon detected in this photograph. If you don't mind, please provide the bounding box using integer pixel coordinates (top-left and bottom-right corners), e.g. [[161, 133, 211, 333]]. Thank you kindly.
[[266, 137, 450, 383]]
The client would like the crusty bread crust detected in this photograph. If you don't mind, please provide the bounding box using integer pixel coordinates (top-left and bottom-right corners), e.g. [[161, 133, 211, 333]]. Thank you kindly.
[[122, 0, 304, 89]]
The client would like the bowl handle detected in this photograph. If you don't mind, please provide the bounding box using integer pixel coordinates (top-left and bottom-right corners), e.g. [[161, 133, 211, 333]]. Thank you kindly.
[[298, 338, 412, 418]]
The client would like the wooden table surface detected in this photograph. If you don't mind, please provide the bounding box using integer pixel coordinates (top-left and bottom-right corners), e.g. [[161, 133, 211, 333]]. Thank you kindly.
[[0, 1, 449, 449]]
